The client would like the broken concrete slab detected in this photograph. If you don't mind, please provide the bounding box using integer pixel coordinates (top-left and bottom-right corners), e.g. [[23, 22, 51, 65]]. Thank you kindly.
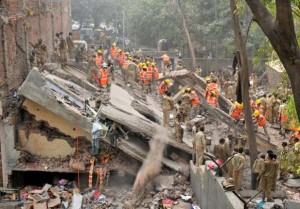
[[285, 200, 300, 209], [18, 69, 107, 142], [284, 179, 300, 188]]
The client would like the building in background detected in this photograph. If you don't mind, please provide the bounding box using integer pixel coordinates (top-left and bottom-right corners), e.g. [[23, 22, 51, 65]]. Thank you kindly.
[[0, 0, 71, 187]]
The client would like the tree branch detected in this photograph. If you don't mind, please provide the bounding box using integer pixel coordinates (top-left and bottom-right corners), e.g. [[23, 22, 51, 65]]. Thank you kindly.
[[276, 0, 298, 46]]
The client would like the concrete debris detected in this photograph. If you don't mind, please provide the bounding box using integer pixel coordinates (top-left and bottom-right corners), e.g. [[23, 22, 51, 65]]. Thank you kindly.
[[284, 179, 300, 188]]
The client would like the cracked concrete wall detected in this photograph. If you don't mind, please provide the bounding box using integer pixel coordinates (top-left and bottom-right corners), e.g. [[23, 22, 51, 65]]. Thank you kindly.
[[0, 117, 20, 188], [22, 99, 92, 141], [18, 130, 75, 158], [190, 162, 244, 209]]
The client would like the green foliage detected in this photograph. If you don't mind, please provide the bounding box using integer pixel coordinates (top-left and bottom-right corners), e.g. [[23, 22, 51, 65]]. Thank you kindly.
[[286, 96, 300, 128]]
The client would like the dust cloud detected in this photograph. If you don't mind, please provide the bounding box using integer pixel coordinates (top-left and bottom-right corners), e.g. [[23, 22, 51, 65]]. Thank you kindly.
[[133, 126, 170, 192]]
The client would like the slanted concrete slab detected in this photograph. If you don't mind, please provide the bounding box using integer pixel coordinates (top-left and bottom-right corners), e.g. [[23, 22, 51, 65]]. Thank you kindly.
[[284, 179, 300, 188], [285, 200, 300, 209]]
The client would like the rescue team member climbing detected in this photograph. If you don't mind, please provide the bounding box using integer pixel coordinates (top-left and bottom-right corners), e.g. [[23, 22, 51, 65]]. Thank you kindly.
[[96, 50, 103, 67], [230, 102, 243, 120], [158, 79, 171, 95], [253, 110, 270, 140]]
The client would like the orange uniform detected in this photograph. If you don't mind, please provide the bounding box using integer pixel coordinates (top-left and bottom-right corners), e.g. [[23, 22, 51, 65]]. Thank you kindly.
[[190, 91, 200, 106], [208, 96, 217, 107], [110, 47, 117, 59], [118, 52, 125, 66], [231, 106, 243, 119], [147, 66, 153, 80], [153, 67, 159, 79], [98, 69, 108, 86], [255, 114, 267, 127], [140, 71, 149, 84], [205, 83, 218, 99], [157, 81, 168, 95]]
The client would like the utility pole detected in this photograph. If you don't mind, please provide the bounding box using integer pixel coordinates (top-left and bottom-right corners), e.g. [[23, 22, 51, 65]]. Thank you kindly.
[[230, 0, 258, 189]]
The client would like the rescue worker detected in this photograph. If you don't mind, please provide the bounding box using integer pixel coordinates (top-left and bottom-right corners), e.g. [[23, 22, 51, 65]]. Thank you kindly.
[[210, 71, 217, 81], [205, 78, 218, 100], [162, 91, 174, 128], [66, 32, 74, 59], [152, 62, 159, 91], [253, 154, 265, 189], [253, 110, 270, 140], [140, 65, 150, 94], [181, 89, 191, 121], [193, 126, 206, 166], [110, 42, 118, 60], [213, 138, 227, 164], [278, 100, 289, 136], [161, 53, 171, 74], [53, 33, 60, 63], [232, 147, 246, 190], [108, 60, 115, 84], [87, 54, 98, 83], [118, 49, 125, 69], [31, 38, 48, 67], [146, 62, 153, 92], [207, 91, 218, 107], [58, 37, 68, 67], [96, 50, 103, 67], [272, 95, 281, 123], [195, 66, 202, 77], [157, 79, 170, 96], [279, 142, 289, 181], [265, 95, 274, 122], [176, 55, 184, 71], [189, 89, 200, 119], [29, 51, 36, 68], [229, 102, 243, 121], [227, 83, 236, 102], [126, 59, 138, 87], [255, 99, 265, 114], [174, 100, 182, 116], [98, 63, 109, 90], [174, 106, 188, 143], [259, 153, 279, 202]]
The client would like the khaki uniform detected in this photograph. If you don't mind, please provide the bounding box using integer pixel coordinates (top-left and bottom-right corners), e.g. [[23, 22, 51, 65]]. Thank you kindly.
[[227, 84, 235, 102], [33, 42, 47, 67], [162, 95, 174, 127], [126, 63, 138, 86], [59, 39, 68, 67], [181, 93, 191, 121], [253, 158, 265, 188], [265, 96, 274, 122], [66, 35, 74, 59], [195, 67, 202, 77], [193, 131, 206, 166], [272, 99, 281, 123], [87, 57, 98, 82], [280, 147, 289, 180], [174, 111, 188, 142], [213, 144, 227, 164], [54, 36, 60, 62], [259, 159, 279, 200], [232, 153, 246, 190]]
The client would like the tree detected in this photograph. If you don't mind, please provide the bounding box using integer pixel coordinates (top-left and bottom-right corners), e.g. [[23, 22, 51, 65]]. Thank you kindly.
[[244, 0, 300, 121], [173, 0, 196, 69], [230, 0, 258, 189]]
